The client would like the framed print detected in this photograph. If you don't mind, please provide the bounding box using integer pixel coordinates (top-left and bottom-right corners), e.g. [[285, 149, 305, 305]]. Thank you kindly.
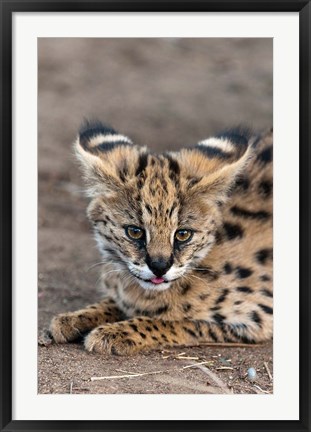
[[1, 1, 310, 431]]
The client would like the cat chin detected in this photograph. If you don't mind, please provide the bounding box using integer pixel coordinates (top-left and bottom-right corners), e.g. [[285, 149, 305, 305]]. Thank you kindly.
[[137, 279, 172, 291]]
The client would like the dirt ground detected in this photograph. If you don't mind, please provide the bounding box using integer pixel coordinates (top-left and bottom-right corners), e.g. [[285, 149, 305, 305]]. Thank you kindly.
[[38, 38, 273, 395]]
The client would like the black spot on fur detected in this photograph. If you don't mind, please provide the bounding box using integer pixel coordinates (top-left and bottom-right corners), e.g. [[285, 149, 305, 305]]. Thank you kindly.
[[258, 180, 273, 198], [139, 332, 147, 339], [169, 202, 177, 218], [241, 335, 256, 344], [223, 222, 244, 240], [180, 282, 191, 295], [236, 267, 253, 279], [119, 168, 127, 182], [187, 177, 202, 187], [194, 321, 203, 336], [257, 146, 273, 164], [223, 263, 233, 274], [182, 303, 192, 312], [213, 313, 226, 325], [166, 154, 180, 177], [234, 300, 243, 305], [129, 323, 138, 332], [153, 305, 169, 315], [183, 327, 197, 338], [136, 177, 144, 189], [236, 286, 253, 293], [215, 230, 222, 244], [260, 274, 271, 282], [124, 210, 135, 220], [199, 293, 209, 301], [210, 306, 221, 311], [258, 304, 273, 314], [255, 248, 273, 265], [260, 288, 273, 297], [234, 176, 250, 192], [223, 329, 235, 343], [145, 204, 152, 215], [135, 153, 148, 176], [193, 266, 219, 281], [231, 206, 271, 220], [215, 289, 229, 305], [251, 311, 262, 327], [135, 309, 149, 317], [208, 327, 218, 342]]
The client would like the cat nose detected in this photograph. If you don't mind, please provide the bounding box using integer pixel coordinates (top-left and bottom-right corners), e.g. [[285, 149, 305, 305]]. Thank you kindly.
[[146, 254, 173, 277]]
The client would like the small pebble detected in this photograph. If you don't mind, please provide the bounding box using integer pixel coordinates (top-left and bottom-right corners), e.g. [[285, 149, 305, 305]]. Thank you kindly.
[[247, 367, 257, 382]]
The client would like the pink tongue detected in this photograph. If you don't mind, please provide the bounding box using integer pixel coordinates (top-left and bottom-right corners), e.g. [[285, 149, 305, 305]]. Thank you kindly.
[[150, 277, 165, 284]]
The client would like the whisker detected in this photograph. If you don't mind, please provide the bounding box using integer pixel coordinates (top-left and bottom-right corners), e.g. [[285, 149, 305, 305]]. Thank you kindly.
[[187, 273, 204, 282], [122, 274, 136, 288], [95, 274, 104, 289], [183, 273, 220, 292], [87, 261, 115, 271], [102, 269, 125, 277], [188, 266, 216, 272]]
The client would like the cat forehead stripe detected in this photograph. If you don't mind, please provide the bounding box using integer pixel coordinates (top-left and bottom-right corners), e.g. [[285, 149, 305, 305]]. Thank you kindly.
[[88, 134, 133, 148]]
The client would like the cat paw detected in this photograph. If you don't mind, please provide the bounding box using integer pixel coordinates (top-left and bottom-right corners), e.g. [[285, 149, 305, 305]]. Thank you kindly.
[[49, 313, 84, 343], [84, 324, 140, 355]]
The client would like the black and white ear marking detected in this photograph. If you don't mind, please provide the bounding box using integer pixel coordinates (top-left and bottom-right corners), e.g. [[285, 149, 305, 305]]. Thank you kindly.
[[79, 120, 133, 154], [196, 127, 252, 161], [176, 127, 255, 202], [74, 121, 147, 197]]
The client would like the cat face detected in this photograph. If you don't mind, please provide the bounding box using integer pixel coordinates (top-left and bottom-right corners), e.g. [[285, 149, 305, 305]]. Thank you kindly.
[[76, 121, 252, 291]]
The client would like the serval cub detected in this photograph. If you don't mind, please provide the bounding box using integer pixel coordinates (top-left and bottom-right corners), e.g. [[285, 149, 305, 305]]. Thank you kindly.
[[50, 121, 273, 355]]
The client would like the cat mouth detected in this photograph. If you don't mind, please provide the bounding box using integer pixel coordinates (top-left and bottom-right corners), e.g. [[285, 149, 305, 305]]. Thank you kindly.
[[133, 274, 170, 285], [130, 271, 180, 287], [149, 277, 167, 285]]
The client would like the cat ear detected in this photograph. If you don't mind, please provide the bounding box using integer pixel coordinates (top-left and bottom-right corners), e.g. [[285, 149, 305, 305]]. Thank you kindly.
[[75, 120, 147, 196], [176, 128, 254, 203]]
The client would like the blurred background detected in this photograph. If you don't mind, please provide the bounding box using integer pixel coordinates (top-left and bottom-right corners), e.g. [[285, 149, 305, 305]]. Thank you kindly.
[[38, 38, 273, 393], [38, 38, 272, 175]]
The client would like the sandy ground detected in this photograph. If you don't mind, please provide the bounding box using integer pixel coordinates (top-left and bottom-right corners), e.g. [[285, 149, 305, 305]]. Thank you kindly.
[[38, 38, 273, 395]]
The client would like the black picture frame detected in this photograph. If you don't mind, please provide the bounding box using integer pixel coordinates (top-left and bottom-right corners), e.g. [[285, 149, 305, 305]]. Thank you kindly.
[[1, 1, 310, 431]]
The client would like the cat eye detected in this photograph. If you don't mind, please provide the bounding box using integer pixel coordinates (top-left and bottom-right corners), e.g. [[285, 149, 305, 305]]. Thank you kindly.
[[125, 226, 145, 240], [175, 229, 193, 243]]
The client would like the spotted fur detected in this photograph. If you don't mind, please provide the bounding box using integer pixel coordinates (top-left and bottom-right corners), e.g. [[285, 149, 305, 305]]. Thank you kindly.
[[50, 122, 273, 355]]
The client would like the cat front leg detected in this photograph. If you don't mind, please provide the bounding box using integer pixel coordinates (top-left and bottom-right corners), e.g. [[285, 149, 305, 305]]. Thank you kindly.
[[49, 298, 125, 343], [84, 316, 256, 355]]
